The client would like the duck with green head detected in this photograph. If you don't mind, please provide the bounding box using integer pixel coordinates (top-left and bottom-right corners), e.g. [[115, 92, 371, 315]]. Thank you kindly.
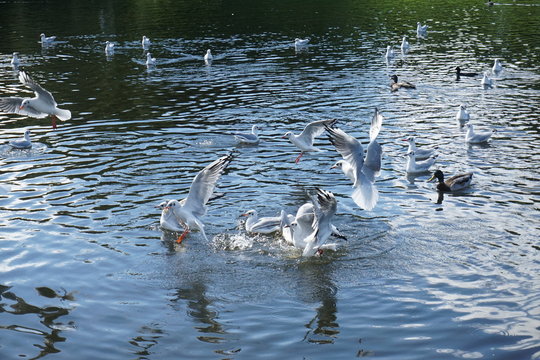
[[428, 170, 473, 192]]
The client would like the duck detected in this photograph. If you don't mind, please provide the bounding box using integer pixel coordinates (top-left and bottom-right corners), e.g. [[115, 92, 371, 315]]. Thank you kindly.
[[146, 53, 156, 67], [8, 129, 32, 149], [142, 35, 151, 49], [428, 170, 473, 192], [465, 123, 494, 143], [390, 75, 416, 92], [204, 49, 213, 64], [406, 151, 437, 174], [416, 22, 428, 37], [403, 136, 437, 161], [11, 52, 20, 68], [401, 36, 410, 54], [455, 66, 478, 79], [455, 104, 470, 123], [492, 59, 503, 75], [481, 72, 493, 88]]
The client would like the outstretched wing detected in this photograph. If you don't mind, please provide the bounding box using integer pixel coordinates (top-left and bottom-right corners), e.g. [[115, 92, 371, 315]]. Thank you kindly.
[[298, 119, 337, 144], [369, 108, 383, 142], [184, 154, 232, 217], [0, 97, 48, 118], [303, 189, 337, 256], [325, 125, 364, 185], [19, 70, 57, 107], [363, 140, 382, 183]]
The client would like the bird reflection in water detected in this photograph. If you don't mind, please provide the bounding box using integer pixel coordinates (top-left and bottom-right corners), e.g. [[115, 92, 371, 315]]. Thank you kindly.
[[0, 285, 75, 359]]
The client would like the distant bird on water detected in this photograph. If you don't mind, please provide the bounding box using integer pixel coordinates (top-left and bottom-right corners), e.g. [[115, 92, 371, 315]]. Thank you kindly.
[[455, 66, 478, 79], [390, 74, 416, 92], [11, 52, 20, 68], [8, 129, 32, 149], [142, 36, 151, 49], [233, 125, 259, 145], [40, 33, 56, 46], [428, 170, 473, 192]]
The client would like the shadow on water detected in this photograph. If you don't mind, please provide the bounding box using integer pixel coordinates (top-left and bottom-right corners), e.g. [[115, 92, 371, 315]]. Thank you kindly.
[[0, 285, 75, 360]]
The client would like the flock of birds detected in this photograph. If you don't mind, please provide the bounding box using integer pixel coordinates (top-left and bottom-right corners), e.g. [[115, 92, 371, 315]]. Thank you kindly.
[[1, 24, 500, 257]]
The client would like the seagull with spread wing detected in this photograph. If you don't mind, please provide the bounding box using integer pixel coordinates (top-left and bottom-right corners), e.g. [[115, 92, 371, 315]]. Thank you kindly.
[[0, 70, 71, 129], [282, 119, 337, 163]]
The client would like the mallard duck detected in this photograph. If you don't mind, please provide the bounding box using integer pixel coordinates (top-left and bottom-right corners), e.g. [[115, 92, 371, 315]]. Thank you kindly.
[[428, 170, 473, 192], [390, 75, 416, 92], [455, 66, 478, 79]]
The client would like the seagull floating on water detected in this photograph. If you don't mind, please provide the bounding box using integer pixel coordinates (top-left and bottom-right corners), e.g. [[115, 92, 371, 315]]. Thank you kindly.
[[465, 123, 494, 144], [385, 45, 395, 60], [283, 118, 337, 163], [416, 22, 428, 37], [233, 125, 259, 145], [160, 154, 232, 244], [204, 49, 213, 64], [492, 59, 503, 75], [8, 129, 32, 149], [142, 36, 151, 49], [242, 209, 282, 234], [390, 74, 416, 92], [403, 136, 437, 161], [105, 41, 115, 55], [0, 70, 71, 129], [40, 33, 56, 45], [428, 170, 473, 192], [406, 151, 437, 174], [455, 104, 470, 124], [146, 53, 156, 67], [401, 36, 410, 54], [481, 72, 493, 89], [11, 52, 20, 68], [294, 38, 310, 47]]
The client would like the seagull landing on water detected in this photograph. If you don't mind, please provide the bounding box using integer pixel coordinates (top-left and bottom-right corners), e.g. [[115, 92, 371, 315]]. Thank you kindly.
[[8, 129, 32, 150], [282, 119, 337, 164], [0, 70, 71, 129], [233, 125, 259, 145], [160, 154, 232, 244]]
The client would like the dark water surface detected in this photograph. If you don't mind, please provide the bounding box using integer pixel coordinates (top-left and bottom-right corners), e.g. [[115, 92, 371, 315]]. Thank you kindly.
[[1, 1, 539, 359]]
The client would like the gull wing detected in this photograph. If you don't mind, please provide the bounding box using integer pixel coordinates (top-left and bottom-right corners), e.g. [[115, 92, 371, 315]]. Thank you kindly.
[[19, 70, 57, 107], [183, 154, 232, 217], [363, 140, 382, 183], [0, 97, 48, 118], [298, 119, 337, 144], [369, 108, 383, 142], [302, 189, 337, 256], [325, 125, 364, 184]]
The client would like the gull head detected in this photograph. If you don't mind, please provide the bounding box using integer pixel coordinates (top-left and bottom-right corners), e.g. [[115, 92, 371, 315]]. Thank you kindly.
[[331, 160, 346, 169], [164, 199, 181, 213], [19, 98, 30, 110], [407, 150, 415, 158], [154, 201, 168, 210], [241, 209, 257, 218], [251, 124, 259, 134], [282, 131, 293, 139]]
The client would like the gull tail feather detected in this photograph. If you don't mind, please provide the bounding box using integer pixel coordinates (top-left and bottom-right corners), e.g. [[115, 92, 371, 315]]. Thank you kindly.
[[351, 181, 379, 211], [55, 108, 71, 121]]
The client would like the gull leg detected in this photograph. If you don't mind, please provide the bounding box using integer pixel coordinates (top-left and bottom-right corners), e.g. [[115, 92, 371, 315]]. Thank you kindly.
[[51, 115, 57, 130], [176, 226, 190, 244], [295, 152, 304, 164]]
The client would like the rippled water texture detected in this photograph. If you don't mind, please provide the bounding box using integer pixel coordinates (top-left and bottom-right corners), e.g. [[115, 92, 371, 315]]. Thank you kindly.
[[1, 1, 539, 359]]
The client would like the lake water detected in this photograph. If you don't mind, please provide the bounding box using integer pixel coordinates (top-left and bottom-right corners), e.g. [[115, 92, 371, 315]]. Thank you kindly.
[[0, 1, 539, 359]]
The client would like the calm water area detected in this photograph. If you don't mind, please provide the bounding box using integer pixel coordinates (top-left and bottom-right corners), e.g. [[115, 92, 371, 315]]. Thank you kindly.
[[0, 0, 539, 359]]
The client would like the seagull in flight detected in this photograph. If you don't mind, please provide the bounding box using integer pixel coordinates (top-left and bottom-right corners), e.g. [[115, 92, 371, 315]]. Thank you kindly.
[[283, 119, 337, 163]]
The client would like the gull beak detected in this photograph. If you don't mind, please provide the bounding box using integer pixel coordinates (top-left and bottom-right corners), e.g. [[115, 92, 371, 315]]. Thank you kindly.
[[330, 164, 337, 169], [239, 213, 249, 218], [19, 105, 24, 110]]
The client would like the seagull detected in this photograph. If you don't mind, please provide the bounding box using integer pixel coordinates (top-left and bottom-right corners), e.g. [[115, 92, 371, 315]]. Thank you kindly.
[[326, 119, 380, 211], [465, 123, 494, 144], [362, 108, 383, 183], [11, 52, 20, 68], [428, 170, 473, 192], [146, 53, 156, 67], [294, 189, 339, 257], [142, 36, 151, 49], [385, 45, 395, 60], [8, 129, 32, 149], [481, 72, 493, 89], [242, 209, 282, 234], [233, 125, 259, 144], [416, 22, 428, 37], [403, 136, 437, 161], [0, 70, 71, 129], [105, 41, 115, 55], [455, 66, 478, 79], [401, 36, 410, 54], [282, 118, 337, 163], [492, 59, 503, 75], [160, 154, 232, 244], [406, 151, 437, 174], [294, 38, 310, 47], [40, 33, 56, 45], [204, 49, 213, 64], [390, 74, 416, 92], [455, 104, 470, 124]]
